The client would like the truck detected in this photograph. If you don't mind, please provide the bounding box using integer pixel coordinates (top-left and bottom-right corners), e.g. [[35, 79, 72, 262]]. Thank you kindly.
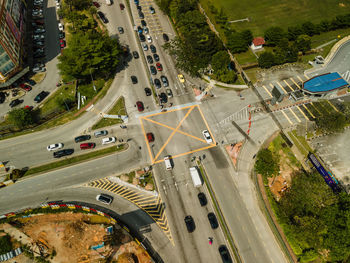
[[190, 166, 202, 187], [164, 156, 172, 170]]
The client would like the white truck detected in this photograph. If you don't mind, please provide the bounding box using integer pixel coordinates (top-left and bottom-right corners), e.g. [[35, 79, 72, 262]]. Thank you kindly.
[[190, 166, 202, 187]]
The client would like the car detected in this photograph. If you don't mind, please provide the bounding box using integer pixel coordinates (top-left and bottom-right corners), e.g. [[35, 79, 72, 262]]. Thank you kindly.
[[53, 149, 74, 158], [33, 41, 44, 47], [34, 2, 43, 6], [139, 33, 145, 42], [202, 130, 213, 143], [92, 1, 100, 7], [150, 65, 157, 75], [163, 33, 169, 42], [24, 105, 34, 110], [159, 92, 167, 103], [9, 99, 23, 108], [153, 53, 160, 62], [74, 135, 91, 143], [150, 44, 156, 53], [154, 78, 161, 89], [32, 10, 42, 16], [80, 143, 95, 150], [144, 87, 152, 96], [34, 63, 45, 68], [142, 43, 148, 51], [131, 76, 138, 84], [56, 3, 61, 9], [149, 6, 155, 14], [96, 194, 113, 205], [141, 20, 147, 27], [184, 215, 195, 233], [34, 52, 45, 58], [156, 62, 163, 71], [144, 27, 149, 34], [138, 11, 144, 19], [166, 89, 173, 98], [146, 35, 152, 43], [34, 47, 44, 53], [58, 23, 64, 31], [118, 27, 124, 34], [34, 19, 44, 25], [102, 137, 116, 145], [136, 101, 144, 112], [59, 31, 65, 39], [178, 74, 185, 83], [34, 91, 49, 102], [59, 39, 66, 48], [160, 75, 168, 87], [137, 5, 142, 11], [132, 51, 139, 59], [20, 84, 32, 91], [97, 11, 108, 23], [25, 78, 36, 86], [198, 192, 207, 206], [33, 34, 44, 40], [34, 28, 45, 34], [207, 212, 219, 229], [33, 66, 46, 73], [146, 132, 154, 142], [94, 130, 108, 137], [119, 3, 125, 10], [146, 55, 153, 64], [137, 26, 143, 33], [0, 92, 5, 104], [218, 245, 232, 263], [47, 143, 63, 151]]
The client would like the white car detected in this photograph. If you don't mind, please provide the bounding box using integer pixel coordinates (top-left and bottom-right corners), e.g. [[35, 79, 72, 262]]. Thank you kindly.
[[58, 23, 64, 31], [34, 28, 45, 34], [33, 66, 46, 73], [33, 34, 44, 40], [47, 143, 63, 151], [146, 35, 152, 43], [56, 3, 60, 9], [102, 137, 116, 145], [202, 130, 213, 143], [142, 43, 148, 51]]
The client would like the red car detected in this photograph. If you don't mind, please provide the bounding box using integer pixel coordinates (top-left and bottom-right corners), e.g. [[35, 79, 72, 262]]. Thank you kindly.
[[146, 132, 154, 142], [136, 101, 144, 112], [156, 62, 163, 71], [119, 3, 125, 10], [24, 105, 33, 110], [80, 143, 95, 150], [59, 39, 66, 48], [92, 1, 100, 8], [20, 83, 32, 91]]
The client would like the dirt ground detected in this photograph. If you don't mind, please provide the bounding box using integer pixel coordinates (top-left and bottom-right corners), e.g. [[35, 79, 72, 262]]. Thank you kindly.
[[8, 212, 151, 263], [256, 64, 305, 86]]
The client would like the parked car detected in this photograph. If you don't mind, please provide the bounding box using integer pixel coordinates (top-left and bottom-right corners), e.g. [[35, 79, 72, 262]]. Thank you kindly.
[[102, 137, 116, 145], [146, 55, 153, 64], [20, 84, 32, 91], [33, 66, 46, 73], [97, 11, 108, 23], [34, 19, 44, 25], [144, 87, 152, 96], [141, 20, 147, 27], [0, 92, 5, 104], [166, 88, 173, 98], [144, 27, 149, 34], [58, 22, 64, 31], [153, 53, 160, 62], [34, 91, 49, 102], [159, 92, 167, 103], [53, 149, 74, 158], [163, 33, 169, 42], [156, 63, 163, 71], [146, 35, 152, 43], [25, 78, 36, 86], [218, 245, 232, 263], [154, 78, 161, 89], [92, 1, 100, 8], [74, 135, 91, 143], [131, 76, 138, 84], [34, 28, 45, 34], [160, 75, 168, 87], [96, 194, 113, 205], [136, 101, 144, 112], [178, 74, 185, 83], [80, 143, 95, 150], [59, 31, 65, 39], [202, 130, 213, 143], [198, 192, 207, 206], [138, 11, 144, 19], [94, 130, 108, 137], [207, 212, 219, 229], [150, 65, 157, 75], [33, 41, 44, 47], [142, 43, 148, 51], [9, 99, 23, 108], [150, 44, 156, 53], [59, 39, 66, 48], [137, 26, 143, 33], [34, 52, 45, 58], [184, 215, 195, 233], [147, 132, 154, 142], [118, 27, 124, 34], [149, 6, 155, 14], [47, 143, 63, 151], [33, 34, 44, 40], [139, 33, 145, 42], [119, 3, 125, 10], [132, 51, 139, 59]]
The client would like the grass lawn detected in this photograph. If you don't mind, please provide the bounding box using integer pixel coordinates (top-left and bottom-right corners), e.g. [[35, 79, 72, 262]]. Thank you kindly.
[[235, 49, 257, 65], [206, 0, 350, 36], [288, 130, 313, 156], [92, 97, 126, 130]]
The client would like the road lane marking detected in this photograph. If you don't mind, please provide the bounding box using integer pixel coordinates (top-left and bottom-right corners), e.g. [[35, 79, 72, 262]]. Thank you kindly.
[[290, 78, 301, 89], [281, 110, 293, 125], [327, 100, 339, 112], [261, 85, 272, 97], [297, 75, 304, 82], [289, 108, 301, 122], [275, 81, 288, 94], [296, 106, 309, 121], [283, 79, 294, 91], [310, 102, 322, 115], [303, 104, 315, 118]]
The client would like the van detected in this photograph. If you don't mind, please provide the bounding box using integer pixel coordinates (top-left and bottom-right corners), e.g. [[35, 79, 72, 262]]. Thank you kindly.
[[106, 0, 112, 5], [164, 155, 172, 170]]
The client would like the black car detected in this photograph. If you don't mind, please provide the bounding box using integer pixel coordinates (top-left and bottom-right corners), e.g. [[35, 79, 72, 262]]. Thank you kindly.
[[218, 245, 232, 263], [34, 91, 49, 103], [26, 79, 36, 86], [207, 212, 219, 229], [97, 11, 108, 23], [144, 87, 152, 96], [198, 192, 207, 206], [0, 92, 6, 104], [159, 92, 167, 103], [150, 65, 157, 75], [9, 99, 23, 108], [132, 51, 139, 59], [184, 215, 195, 233], [34, 52, 45, 58], [163, 33, 169, 42], [74, 135, 91, 143], [139, 33, 145, 42], [137, 4, 141, 10], [150, 44, 156, 53], [131, 75, 138, 84], [160, 75, 169, 87], [53, 149, 74, 158], [153, 53, 160, 62], [138, 11, 144, 19], [146, 55, 153, 64], [141, 20, 147, 27], [59, 31, 65, 39], [154, 78, 161, 89]]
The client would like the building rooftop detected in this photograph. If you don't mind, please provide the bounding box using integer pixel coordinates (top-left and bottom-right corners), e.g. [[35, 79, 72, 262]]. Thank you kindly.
[[252, 37, 265, 46], [303, 72, 348, 94]]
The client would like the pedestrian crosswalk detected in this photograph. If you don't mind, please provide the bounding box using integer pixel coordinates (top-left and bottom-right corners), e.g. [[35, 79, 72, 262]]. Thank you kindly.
[[342, 70, 350, 82]]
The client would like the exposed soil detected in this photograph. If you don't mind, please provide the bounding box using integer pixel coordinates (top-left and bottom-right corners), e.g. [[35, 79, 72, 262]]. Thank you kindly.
[[256, 64, 305, 86]]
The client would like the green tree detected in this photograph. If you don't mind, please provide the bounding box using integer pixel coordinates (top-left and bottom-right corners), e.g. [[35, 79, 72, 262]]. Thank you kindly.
[[302, 21, 319, 36], [296, 34, 311, 53], [64, 0, 91, 10], [8, 108, 35, 128], [258, 51, 275, 68], [226, 31, 248, 53], [240, 29, 253, 46], [10, 168, 23, 181], [214, 69, 237, 83], [255, 148, 279, 178], [215, 8, 227, 24], [316, 110, 346, 132], [287, 25, 304, 41], [264, 26, 285, 46], [211, 50, 230, 71], [0, 235, 12, 254]]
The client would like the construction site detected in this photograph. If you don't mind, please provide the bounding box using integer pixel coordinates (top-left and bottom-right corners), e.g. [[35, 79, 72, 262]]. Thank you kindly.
[[0, 212, 151, 263]]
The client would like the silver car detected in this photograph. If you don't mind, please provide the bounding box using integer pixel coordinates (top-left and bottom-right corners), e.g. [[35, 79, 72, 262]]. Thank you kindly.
[[47, 143, 63, 151], [94, 130, 108, 137]]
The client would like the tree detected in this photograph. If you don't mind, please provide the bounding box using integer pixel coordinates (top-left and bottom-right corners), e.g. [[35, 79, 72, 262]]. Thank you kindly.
[[254, 148, 279, 178], [296, 34, 311, 53], [64, 0, 91, 10], [226, 31, 248, 53], [8, 108, 35, 128], [302, 21, 319, 36], [0, 235, 12, 254], [10, 168, 22, 181], [315, 110, 346, 132], [264, 26, 285, 46], [287, 25, 304, 41], [214, 69, 237, 83], [240, 29, 253, 46], [258, 51, 275, 68], [211, 50, 230, 72]]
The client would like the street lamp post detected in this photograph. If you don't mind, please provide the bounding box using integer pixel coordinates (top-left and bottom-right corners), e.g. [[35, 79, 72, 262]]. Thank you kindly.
[[89, 68, 96, 93]]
